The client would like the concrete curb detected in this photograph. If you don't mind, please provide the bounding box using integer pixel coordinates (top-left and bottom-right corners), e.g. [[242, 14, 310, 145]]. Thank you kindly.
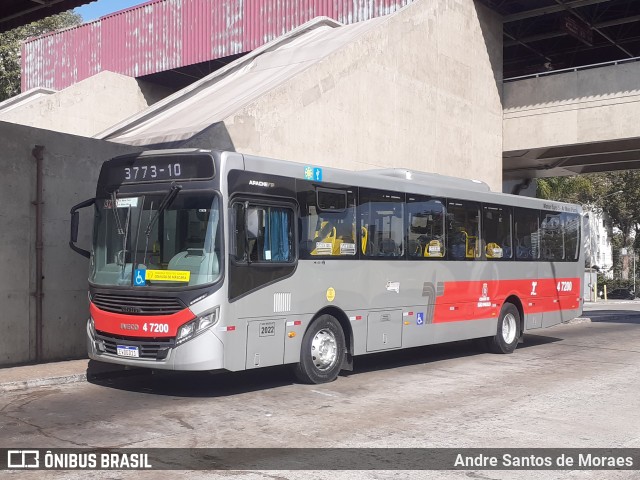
[[0, 360, 145, 393], [0, 373, 88, 393], [563, 317, 592, 325]]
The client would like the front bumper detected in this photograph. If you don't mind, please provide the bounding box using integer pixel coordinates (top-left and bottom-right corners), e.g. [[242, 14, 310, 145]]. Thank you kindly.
[[87, 320, 225, 371]]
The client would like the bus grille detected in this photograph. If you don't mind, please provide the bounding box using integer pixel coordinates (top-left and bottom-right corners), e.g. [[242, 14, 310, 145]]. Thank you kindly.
[[92, 293, 185, 315], [95, 331, 175, 360]]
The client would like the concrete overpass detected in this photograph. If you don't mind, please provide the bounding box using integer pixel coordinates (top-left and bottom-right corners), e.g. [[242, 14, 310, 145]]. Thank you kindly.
[[503, 59, 640, 180]]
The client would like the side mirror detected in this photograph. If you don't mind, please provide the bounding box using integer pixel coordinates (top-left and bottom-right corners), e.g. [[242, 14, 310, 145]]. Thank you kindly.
[[69, 198, 95, 259], [71, 211, 80, 243]]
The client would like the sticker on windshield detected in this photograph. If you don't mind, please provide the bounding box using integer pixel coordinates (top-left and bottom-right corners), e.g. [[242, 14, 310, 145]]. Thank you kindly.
[[116, 198, 139, 208], [145, 270, 191, 282], [103, 198, 139, 209], [134, 269, 147, 286]]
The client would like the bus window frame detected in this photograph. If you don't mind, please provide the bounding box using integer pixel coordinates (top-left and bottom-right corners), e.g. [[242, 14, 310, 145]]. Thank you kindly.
[[358, 188, 406, 260], [405, 194, 446, 260], [298, 184, 358, 260], [229, 196, 298, 267], [446, 199, 481, 261], [482, 204, 513, 261]]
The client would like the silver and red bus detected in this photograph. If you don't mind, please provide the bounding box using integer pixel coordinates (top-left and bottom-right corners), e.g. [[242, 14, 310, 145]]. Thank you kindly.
[[70, 149, 583, 384]]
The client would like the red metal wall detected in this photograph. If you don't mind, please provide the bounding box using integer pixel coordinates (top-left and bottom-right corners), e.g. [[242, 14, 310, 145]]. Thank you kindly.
[[22, 0, 414, 91]]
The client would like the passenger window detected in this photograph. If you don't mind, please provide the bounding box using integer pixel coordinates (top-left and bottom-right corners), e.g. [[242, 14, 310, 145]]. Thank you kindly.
[[446, 200, 480, 260], [514, 208, 539, 260], [540, 211, 565, 260], [562, 212, 580, 261], [406, 195, 445, 259], [359, 189, 404, 258], [231, 202, 294, 263], [299, 186, 357, 257], [483, 205, 512, 260]]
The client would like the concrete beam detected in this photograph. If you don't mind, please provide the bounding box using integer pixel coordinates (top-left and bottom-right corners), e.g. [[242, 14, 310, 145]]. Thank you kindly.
[[503, 61, 640, 178]]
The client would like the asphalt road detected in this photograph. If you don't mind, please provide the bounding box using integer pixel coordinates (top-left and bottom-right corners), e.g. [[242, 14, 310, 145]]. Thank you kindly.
[[2, 302, 640, 479]]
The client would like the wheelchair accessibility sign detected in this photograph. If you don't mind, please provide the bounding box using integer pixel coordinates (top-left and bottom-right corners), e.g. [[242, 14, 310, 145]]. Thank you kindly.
[[134, 269, 146, 286], [134, 269, 191, 285], [416, 312, 425, 326]]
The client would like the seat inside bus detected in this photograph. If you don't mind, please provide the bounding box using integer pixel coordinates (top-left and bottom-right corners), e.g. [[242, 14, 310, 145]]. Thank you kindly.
[[168, 209, 220, 285]]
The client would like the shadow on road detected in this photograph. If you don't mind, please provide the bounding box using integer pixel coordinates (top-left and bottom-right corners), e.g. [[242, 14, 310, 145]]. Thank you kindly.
[[586, 309, 640, 324], [87, 361, 295, 398], [518, 333, 563, 349], [85, 334, 563, 397]]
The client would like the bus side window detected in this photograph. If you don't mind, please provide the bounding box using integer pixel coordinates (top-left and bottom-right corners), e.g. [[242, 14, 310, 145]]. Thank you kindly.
[[514, 208, 539, 260], [231, 202, 294, 263], [562, 212, 580, 261], [359, 189, 404, 258], [406, 195, 445, 259], [483, 205, 512, 259], [299, 186, 357, 258], [447, 200, 480, 260], [540, 212, 565, 260]]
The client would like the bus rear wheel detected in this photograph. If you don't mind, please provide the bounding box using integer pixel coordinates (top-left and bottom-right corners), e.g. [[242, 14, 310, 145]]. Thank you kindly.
[[487, 303, 520, 354], [293, 314, 346, 384]]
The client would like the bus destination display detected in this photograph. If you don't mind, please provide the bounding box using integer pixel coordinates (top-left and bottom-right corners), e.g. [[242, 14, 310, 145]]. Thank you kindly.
[[102, 155, 215, 186]]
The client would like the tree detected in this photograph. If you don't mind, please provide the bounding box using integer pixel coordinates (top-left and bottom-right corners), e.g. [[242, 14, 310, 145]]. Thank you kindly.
[[538, 171, 640, 280], [536, 175, 602, 204], [0, 11, 82, 102]]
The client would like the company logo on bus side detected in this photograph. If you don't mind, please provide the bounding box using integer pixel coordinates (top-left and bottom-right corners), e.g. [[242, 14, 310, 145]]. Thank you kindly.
[[249, 180, 275, 188]]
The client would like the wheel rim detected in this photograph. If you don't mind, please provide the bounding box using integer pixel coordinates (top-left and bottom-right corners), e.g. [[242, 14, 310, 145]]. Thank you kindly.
[[311, 328, 338, 371], [502, 313, 517, 344]]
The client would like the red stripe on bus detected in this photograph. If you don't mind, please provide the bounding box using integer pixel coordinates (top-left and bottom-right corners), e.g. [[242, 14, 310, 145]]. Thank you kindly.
[[90, 302, 196, 337], [432, 277, 581, 323]]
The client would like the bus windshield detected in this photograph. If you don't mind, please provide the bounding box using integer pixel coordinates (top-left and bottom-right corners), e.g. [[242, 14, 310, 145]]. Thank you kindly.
[[90, 192, 221, 287]]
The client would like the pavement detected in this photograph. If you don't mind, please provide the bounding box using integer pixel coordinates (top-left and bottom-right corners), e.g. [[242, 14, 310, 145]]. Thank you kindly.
[[0, 358, 132, 393], [0, 299, 636, 393]]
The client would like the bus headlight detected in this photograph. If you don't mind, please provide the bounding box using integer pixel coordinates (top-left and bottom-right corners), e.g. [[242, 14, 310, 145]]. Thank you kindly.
[[176, 307, 220, 345]]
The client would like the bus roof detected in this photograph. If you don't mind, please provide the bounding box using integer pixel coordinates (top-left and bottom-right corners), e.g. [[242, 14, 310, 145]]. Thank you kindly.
[[102, 148, 581, 214]]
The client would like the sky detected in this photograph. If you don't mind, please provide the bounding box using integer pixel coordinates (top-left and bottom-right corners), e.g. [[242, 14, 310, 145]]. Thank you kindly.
[[73, 0, 149, 22]]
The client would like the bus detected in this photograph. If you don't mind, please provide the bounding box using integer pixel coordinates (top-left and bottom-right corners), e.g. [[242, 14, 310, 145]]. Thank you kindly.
[[70, 149, 583, 384]]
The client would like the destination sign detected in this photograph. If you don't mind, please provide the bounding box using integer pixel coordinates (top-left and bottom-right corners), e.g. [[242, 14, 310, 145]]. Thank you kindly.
[[100, 154, 215, 187]]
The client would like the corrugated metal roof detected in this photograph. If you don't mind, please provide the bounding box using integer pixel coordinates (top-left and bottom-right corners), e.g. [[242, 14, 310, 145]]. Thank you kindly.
[[96, 16, 385, 146], [22, 0, 414, 91]]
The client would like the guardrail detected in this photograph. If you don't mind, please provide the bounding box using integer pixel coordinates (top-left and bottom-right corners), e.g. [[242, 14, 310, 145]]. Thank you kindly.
[[504, 56, 640, 83]]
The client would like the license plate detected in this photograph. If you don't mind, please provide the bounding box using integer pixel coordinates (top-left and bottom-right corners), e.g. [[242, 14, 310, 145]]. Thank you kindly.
[[116, 345, 139, 357]]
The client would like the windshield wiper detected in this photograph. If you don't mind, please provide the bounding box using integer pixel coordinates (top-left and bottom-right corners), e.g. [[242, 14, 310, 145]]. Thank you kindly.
[[110, 189, 131, 269], [110, 190, 125, 235], [145, 183, 182, 237], [141, 183, 182, 266]]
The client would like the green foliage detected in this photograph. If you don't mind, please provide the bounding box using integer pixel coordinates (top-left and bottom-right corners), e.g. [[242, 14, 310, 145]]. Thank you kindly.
[[596, 274, 635, 296], [537, 172, 640, 245], [537, 172, 640, 280], [536, 176, 599, 204], [0, 11, 82, 102]]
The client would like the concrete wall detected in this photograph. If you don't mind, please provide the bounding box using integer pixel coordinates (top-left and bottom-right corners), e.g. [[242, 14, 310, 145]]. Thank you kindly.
[[217, 0, 504, 191], [0, 121, 140, 366], [0, 71, 172, 138], [504, 62, 640, 152]]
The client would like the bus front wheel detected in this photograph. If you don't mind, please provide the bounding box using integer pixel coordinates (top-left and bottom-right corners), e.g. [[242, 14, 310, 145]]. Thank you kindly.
[[487, 303, 520, 354], [293, 314, 346, 384]]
